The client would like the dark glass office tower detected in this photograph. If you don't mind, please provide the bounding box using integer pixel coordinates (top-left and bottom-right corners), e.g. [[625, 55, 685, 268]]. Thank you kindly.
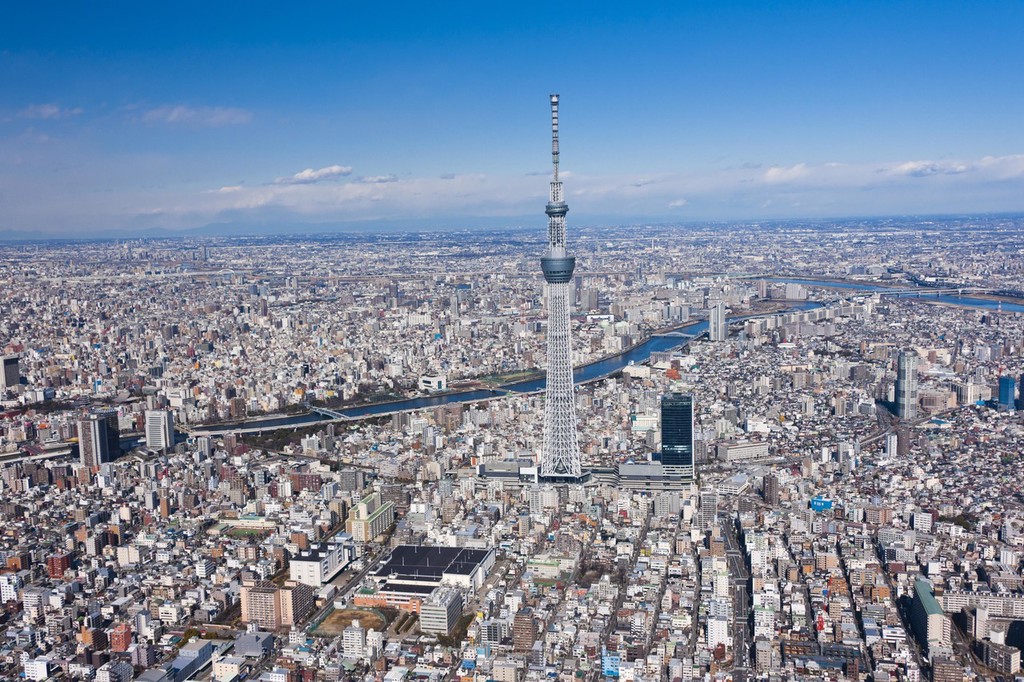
[[998, 375, 1016, 411], [661, 393, 694, 482], [78, 408, 120, 469]]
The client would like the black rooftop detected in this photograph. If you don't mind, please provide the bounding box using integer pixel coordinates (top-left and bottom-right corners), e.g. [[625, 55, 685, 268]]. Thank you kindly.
[[373, 545, 491, 581]]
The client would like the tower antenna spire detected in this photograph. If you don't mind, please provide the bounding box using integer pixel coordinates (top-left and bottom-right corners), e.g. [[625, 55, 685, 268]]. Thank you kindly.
[[550, 94, 560, 183]]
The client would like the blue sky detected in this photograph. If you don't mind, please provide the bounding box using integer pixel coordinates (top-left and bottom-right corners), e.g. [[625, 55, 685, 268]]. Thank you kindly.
[[2, 1, 1024, 236]]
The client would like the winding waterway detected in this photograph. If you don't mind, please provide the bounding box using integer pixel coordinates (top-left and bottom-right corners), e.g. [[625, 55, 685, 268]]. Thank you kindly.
[[194, 279, 1021, 433], [767, 278, 1024, 313]]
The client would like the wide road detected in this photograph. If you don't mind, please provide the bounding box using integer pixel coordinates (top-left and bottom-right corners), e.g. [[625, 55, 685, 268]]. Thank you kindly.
[[723, 520, 752, 679]]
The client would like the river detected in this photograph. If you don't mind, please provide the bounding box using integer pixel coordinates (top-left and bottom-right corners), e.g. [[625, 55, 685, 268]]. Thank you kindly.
[[767, 278, 1024, 313], [197, 319, 713, 431], [196, 279, 1019, 432]]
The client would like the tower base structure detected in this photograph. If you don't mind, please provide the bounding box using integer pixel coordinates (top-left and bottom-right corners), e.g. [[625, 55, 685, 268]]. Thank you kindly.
[[537, 468, 591, 486], [475, 460, 694, 492]]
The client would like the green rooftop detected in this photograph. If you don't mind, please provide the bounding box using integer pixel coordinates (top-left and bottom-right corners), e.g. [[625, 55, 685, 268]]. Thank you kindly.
[[915, 579, 943, 616]]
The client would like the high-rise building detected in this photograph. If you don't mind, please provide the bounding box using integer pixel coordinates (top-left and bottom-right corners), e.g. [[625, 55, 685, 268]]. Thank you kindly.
[[239, 578, 315, 630], [0, 574, 22, 603], [110, 622, 132, 652], [96, 661, 134, 682], [131, 644, 156, 668], [895, 350, 919, 419], [763, 473, 779, 506], [345, 492, 395, 543], [930, 658, 964, 682], [660, 393, 695, 482], [910, 579, 950, 654], [420, 588, 464, 636], [1018, 373, 1024, 411], [513, 606, 537, 651], [79, 625, 108, 650], [47, 552, 71, 579], [709, 300, 727, 342], [279, 580, 316, 627], [539, 94, 582, 481], [343, 619, 367, 659], [698, 489, 719, 530], [998, 375, 1016, 411], [0, 355, 19, 391], [145, 409, 175, 451], [78, 409, 120, 469], [885, 432, 899, 458], [240, 579, 280, 630], [978, 639, 1021, 675]]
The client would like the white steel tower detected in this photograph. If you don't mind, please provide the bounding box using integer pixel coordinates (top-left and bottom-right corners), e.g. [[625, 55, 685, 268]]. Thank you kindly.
[[540, 94, 582, 479]]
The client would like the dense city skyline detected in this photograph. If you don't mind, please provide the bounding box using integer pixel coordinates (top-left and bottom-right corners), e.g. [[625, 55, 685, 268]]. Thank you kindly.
[[2, 219, 1023, 681], [3, 2, 1024, 237], [3, 6, 1024, 681]]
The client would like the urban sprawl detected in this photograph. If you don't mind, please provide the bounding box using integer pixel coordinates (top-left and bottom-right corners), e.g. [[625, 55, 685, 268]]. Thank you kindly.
[[0, 217, 1023, 682]]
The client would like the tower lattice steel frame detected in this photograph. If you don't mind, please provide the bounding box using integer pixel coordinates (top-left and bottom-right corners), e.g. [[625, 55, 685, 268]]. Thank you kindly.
[[539, 94, 582, 479]]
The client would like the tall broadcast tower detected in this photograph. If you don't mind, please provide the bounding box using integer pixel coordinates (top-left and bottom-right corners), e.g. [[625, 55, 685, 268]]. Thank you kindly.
[[540, 94, 583, 480]]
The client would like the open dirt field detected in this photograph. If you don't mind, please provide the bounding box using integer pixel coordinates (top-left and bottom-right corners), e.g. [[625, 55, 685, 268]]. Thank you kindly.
[[312, 608, 386, 636]]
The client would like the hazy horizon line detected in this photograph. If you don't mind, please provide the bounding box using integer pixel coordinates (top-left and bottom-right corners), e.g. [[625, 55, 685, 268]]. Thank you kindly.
[[2, 210, 1023, 245]]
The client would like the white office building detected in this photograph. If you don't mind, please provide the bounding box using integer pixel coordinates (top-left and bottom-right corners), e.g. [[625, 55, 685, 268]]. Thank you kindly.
[[289, 540, 353, 588], [145, 409, 175, 451], [420, 588, 464, 636]]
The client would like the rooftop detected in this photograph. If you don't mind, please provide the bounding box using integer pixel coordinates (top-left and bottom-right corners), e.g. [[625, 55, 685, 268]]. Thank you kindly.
[[914, 579, 943, 617], [374, 545, 491, 581]]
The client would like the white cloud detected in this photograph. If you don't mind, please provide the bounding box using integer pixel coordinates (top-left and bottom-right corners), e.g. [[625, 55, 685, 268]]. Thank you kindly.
[[140, 105, 252, 127], [32, 152, 1017, 233], [976, 154, 1024, 179], [763, 163, 809, 183], [19, 104, 83, 119], [274, 164, 354, 185], [883, 159, 979, 178], [186, 153, 1024, 221]]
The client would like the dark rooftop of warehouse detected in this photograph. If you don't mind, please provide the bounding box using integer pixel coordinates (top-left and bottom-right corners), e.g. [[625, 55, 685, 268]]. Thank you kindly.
[[373, 545, 491, 581]]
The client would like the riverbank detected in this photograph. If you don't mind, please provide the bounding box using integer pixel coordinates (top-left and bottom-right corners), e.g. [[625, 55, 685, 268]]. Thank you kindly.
[[185, 281, 1011, 435], [944, 291, 1024, 305], [186, 302, 826, 434], [764, 275, 1024, 303]]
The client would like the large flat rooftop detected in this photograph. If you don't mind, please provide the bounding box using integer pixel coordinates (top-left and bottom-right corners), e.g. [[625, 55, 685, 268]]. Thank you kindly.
[[373, 545, 491, 581]]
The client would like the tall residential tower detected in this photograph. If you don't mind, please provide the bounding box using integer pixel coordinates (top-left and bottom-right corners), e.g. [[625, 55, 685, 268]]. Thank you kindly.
[[709, 300, 727, 342], [895, 350, 918, 419], [540, 94, 583, 480]]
